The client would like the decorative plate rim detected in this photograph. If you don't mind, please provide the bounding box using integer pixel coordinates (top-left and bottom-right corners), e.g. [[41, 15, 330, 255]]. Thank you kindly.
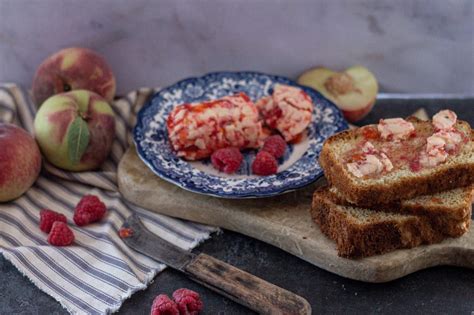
[[133, 71, 348, 199]]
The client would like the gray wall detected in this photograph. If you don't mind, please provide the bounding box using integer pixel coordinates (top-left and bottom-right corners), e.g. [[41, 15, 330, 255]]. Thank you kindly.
[[0, 0, 473, 94]]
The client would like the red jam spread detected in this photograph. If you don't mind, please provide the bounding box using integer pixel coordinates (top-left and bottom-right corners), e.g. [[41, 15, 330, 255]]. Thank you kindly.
[[256, 84, 313, 142], [344, 110, 467, 178], [166, 93, 262, 160]]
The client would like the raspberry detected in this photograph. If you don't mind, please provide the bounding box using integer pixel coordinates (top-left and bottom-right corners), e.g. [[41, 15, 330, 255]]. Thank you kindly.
[[73, 211, 92, 227], [39, 209, 67, 233], [172, 288, 203, 315], [47, 222, 75, 246], [73, 195, 107, 226], [210, 147, 243, 174], [151, 294, 179, 315], [252, 151, 278, 176], [262, 135, 287, 158]]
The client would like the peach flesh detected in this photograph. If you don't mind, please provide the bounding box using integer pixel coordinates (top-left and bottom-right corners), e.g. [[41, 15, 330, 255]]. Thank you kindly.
[[297, 66, 378, 122]]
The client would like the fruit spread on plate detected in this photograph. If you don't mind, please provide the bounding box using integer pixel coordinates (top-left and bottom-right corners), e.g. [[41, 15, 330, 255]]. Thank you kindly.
[[256, 84, 313, 142], [167, 93, 262, 160], [344, 109, 468, 178], [167, 84, 313, 175]]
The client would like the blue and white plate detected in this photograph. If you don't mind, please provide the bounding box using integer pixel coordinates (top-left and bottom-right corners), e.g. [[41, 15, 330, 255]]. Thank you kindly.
[[133, 71, 348, 198]]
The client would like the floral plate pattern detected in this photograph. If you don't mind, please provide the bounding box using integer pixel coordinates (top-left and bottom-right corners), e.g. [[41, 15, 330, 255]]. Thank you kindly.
[[133, 71, 348, 198]]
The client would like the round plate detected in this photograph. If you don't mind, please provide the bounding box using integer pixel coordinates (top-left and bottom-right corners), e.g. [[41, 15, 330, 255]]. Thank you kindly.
[[133, 71, 348, 198]]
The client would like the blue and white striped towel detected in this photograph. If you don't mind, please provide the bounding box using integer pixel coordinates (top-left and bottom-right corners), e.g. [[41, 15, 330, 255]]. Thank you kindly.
[[0, 84, 218, 314]]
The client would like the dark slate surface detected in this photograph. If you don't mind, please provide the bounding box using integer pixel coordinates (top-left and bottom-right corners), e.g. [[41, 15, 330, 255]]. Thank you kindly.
[[1, 98, 473, 314]]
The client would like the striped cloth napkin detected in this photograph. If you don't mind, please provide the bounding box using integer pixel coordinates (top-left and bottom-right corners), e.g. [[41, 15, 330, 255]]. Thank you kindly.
[[0, 84, 218, 315]]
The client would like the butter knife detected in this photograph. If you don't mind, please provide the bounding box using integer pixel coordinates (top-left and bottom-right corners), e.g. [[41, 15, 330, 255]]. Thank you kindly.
[[121, 215, 311, 315]]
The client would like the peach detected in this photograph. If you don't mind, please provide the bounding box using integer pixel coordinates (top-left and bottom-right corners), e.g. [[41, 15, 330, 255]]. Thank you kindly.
[[32, 47, 116, 106], [34, 90, 115, 171], [297, 66, 378, 122], [0, 123, 42, 202]]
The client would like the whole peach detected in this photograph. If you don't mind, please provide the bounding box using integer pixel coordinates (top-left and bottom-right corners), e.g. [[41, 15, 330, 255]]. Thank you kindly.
[[34, 90, 116, 171], [32, 47, 116, 106], [0, 124, 42, 202]]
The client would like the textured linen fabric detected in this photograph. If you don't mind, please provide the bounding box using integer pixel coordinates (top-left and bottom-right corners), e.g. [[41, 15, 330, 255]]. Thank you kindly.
[[0, 84, 217, 314]]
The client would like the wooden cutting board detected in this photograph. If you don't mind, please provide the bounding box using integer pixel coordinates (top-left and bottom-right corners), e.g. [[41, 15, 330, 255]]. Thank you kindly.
[[118, 148, 474, 283]]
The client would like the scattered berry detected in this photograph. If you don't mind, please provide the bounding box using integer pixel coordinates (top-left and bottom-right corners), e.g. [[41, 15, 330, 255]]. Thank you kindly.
[[39, 209, 67, 233], [119, 227, 134, 238], [262, 135, 287, 158], [73, 211, 92, 227], [47, 222, 75, 246], [252, 151, 278, 176], [210, 147, 243, 174], [173, 288, 203, 315], [73, 195, 107, 226], [151, 294, 179, 315]]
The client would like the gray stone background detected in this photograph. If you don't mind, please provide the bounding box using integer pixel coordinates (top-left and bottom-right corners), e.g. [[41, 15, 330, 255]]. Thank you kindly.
[[0, 0, 473, 94]]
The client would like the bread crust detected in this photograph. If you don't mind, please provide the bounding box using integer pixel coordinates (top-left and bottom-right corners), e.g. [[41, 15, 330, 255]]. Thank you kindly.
[[325, 185, 473, 226], [311, 187, 470, 258], [319, 120, 474, 206]]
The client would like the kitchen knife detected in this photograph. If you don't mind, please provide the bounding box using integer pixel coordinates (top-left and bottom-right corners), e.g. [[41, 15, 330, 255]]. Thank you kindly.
[[121, 215, 311, 315]]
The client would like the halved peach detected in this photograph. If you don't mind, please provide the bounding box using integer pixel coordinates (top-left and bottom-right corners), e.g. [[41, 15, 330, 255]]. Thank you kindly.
[[297, 66, 378, 122]]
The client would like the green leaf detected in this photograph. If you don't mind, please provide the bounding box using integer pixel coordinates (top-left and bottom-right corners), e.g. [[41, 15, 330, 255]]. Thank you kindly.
[[67, 117, 90, 165]]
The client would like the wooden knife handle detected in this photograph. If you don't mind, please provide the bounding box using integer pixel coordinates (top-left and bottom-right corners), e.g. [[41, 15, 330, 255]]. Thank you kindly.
[[184, 253, 311, 315]]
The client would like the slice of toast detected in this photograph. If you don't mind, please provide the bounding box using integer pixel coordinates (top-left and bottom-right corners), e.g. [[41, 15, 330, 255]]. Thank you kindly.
[[319, 117, 474, 206], [311, 186, 472, 258], [325, 186, 474, 221], [324, 185, 473, 237]]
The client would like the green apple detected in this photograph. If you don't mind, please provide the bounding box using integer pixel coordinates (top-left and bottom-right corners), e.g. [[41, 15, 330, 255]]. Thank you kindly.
[[34, 90, 115, 171]]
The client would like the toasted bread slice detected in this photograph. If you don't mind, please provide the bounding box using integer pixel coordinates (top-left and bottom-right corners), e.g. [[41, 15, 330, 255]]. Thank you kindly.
[[311, 186, 471, 258], [326, 185, 473, 222], [324, 185, 472, 237], [319, 117, 474, 206]]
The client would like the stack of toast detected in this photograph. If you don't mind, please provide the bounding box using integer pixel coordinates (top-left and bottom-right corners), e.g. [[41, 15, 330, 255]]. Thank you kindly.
[[311, 111, 474, 258]]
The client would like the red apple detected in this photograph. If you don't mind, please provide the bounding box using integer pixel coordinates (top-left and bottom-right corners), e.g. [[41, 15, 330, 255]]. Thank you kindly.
[[297, 66, 378, 122], [32, 47, 116, 106], [34, 90, 115, 171], [0, 124, 42, 202]]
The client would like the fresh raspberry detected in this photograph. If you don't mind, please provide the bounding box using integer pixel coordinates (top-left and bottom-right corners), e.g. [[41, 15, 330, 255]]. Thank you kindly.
[[151, 294, 179, 315], [73, 211, 93, 227], [39, 209, 67, 233], [252, 151, 278, 176], [210, 147, 243, 174], [172, 288, 203, 315], [262, 135, 287, 158], [73, 195, 107, 226], [47, 222, 75, 246]]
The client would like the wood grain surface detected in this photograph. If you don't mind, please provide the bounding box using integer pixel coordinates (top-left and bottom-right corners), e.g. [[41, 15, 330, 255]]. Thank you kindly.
[[118, 148, 474, 283], [186, 253, 311, 314]]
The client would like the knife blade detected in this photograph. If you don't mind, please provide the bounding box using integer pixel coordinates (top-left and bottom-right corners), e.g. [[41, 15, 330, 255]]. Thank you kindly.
[[121, 214, 311, 315]]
